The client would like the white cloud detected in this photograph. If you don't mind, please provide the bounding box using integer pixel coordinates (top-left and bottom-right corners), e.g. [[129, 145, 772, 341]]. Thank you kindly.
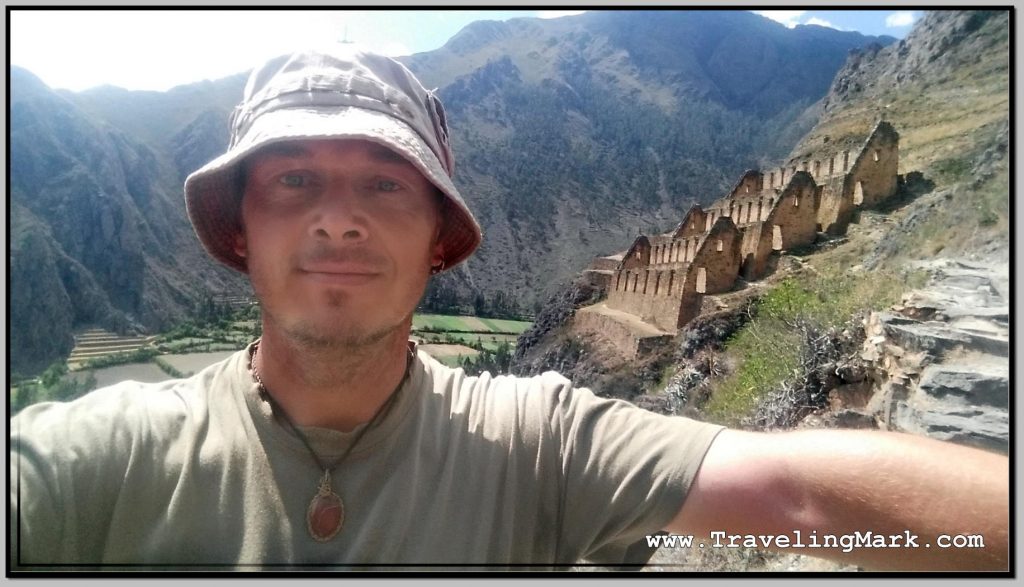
[[886, 11, 916, 28], [805, 17, 840, 30], [536, 10, 586, 20], [754, 10, 806, 29]]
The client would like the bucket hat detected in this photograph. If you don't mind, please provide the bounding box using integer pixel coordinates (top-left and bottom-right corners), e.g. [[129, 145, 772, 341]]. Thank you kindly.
[[184, 46, 482, 273]]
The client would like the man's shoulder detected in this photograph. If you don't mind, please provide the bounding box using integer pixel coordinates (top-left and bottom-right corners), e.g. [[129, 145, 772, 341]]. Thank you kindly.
[[12, 348, 250, 442], [418, 350, 573, 401]]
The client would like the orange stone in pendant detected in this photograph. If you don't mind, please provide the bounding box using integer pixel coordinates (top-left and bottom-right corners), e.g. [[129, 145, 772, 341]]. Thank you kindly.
[[307, 484, 345, 542]]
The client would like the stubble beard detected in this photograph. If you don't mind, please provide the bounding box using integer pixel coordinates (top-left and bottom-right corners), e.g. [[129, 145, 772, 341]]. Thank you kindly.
[[246, 244, 431, 352], [266, 291, 408, 351]]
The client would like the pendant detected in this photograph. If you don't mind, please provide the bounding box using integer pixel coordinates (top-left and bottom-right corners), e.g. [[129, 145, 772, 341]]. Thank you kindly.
[[307, 470, 345, 542]]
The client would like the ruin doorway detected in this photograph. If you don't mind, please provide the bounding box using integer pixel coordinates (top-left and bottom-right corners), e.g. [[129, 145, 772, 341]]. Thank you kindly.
[[854, 181, 865, 206]]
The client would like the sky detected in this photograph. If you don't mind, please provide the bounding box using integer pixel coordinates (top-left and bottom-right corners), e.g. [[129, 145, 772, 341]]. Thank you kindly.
[[9, 9, 922, 93]]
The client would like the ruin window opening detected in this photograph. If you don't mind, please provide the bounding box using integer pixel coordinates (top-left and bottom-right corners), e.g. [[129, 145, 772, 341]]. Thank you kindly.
[[843, 151, 849, 171], [793, 196, 799, 207], [813, 161, 821, 177], [667, 271, 675, 295], [829, 158, 835, 176], [854, 181, 865, 206], [654, 273, 661, 295], [772, 225, 783, 250], [615, 272, 621, 291], [696, 268, 707, 293], [873, 150, 880, 162], [716, 240, 723, 252], [643, 271, 650, 294]]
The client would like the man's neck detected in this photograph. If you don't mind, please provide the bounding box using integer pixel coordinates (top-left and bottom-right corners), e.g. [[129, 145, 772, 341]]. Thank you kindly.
[[252, 324, 412, 432]]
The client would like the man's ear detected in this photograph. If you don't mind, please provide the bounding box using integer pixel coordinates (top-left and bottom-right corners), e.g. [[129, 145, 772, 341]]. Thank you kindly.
[[233, 230, 247, 259], [431, 242, 445, 266]]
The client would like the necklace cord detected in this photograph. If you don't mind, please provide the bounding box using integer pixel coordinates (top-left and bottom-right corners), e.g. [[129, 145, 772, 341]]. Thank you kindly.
[[250, 341, 414, 472]]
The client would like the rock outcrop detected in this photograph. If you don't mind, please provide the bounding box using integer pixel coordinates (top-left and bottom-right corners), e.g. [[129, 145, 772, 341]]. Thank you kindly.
[[861, 258, 1009, 452]]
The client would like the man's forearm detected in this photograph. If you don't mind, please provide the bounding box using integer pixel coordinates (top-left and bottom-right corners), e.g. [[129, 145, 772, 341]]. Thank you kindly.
[[670, 428, 1009, 571]]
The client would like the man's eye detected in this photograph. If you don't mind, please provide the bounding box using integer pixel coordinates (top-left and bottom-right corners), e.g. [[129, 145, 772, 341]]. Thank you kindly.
[[376, 179, 402, 192], [278, 173, 309, 188]]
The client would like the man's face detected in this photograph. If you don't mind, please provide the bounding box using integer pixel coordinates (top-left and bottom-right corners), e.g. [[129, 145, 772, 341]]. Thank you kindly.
[[235, 139, 443, 348]]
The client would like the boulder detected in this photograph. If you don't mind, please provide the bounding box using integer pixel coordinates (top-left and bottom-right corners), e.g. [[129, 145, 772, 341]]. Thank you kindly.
[[860, 257, 1008, 452]]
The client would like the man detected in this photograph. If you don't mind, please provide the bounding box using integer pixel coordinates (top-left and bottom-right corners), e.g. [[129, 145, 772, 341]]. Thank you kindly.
[[10, 47, 1008, 571]]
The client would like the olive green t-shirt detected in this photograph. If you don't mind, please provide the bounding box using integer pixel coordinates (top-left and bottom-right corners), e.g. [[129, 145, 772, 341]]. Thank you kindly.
[[11, 344, 723, 570]]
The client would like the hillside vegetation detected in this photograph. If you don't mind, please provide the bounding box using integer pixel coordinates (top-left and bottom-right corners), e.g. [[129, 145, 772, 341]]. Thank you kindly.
[[698, 11, 1010, 427]]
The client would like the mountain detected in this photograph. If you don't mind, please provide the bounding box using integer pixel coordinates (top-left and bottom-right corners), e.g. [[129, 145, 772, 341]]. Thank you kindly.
[[791, 9, 1009, 264], [401, 10, 894, 308], [510, 9, 1010, 435], [8, 10, 894, 375], [9, 68, 249, 375]]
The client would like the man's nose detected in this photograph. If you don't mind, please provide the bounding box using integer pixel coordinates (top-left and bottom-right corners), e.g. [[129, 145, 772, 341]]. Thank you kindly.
[[308, 183, 370, 242]]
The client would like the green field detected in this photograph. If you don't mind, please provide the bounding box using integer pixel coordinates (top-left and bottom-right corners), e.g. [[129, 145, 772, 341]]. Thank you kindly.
[[411, 314, 531, 371], [14, 311, 530, 413], [475, 318, 532, 334], [412, 314, 531, 334]]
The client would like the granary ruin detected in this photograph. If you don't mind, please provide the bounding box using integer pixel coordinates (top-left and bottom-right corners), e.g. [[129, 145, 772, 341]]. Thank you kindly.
[[577, 121, 901, 356]]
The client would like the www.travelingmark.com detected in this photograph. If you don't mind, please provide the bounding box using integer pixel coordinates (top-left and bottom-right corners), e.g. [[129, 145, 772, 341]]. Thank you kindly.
[[646, 531, 986, 553]]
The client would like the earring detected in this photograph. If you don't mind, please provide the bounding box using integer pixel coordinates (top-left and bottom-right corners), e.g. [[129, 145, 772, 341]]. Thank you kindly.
[[430, 259, 446, 275]]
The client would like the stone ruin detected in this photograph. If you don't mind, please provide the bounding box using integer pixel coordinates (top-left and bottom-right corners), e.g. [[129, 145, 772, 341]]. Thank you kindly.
[[577, 121, 901, 357]]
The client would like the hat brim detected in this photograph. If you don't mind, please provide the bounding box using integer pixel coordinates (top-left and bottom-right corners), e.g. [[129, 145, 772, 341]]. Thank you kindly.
[[184, 106, 482, 274]]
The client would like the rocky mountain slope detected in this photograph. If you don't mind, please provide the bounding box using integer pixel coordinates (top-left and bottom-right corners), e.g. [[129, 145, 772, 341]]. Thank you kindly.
[[9, 10, 894, 375], [9, 68, 248, 375], [404, 10, 895, 307], [512, 9, 1009, 420]]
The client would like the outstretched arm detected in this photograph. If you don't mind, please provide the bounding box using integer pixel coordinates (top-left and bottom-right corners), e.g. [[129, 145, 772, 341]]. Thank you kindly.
[[666, 429, 1009, 571]]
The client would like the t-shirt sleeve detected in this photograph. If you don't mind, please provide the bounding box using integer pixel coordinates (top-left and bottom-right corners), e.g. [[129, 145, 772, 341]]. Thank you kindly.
[[539, 372, 724, 565], [9, 383, 163, 567]]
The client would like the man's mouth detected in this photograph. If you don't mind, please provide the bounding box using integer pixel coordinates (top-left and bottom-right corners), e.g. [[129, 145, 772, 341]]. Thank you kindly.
[[299, 263, 382, 285]]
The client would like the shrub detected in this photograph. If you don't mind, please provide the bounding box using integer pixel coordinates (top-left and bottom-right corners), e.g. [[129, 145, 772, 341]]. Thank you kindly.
[[702, 269, 910, 426]]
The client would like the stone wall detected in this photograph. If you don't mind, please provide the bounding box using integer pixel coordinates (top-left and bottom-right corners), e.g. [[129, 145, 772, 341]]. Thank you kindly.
[[673, 207, 708, 239], [687, 217, 742, 296], [815, 176, 852, 234], [606, 217, 743, 332], [589, 120, 900, 339], [647, 233, 703, 266], [847, 121, 900, 208], [587, 256, 621, 272], [706, 191, 777, 229], [606, 263, 689, 332], [738, 220, 774, 280], [766, 172, 820, 251], [574, 305, 674, 359], [727, 170, 764, 200], [581, 269, 613, 291]]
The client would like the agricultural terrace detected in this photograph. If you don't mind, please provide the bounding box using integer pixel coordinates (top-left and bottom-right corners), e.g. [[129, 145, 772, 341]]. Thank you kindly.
[[11, 311, 532, 413]]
